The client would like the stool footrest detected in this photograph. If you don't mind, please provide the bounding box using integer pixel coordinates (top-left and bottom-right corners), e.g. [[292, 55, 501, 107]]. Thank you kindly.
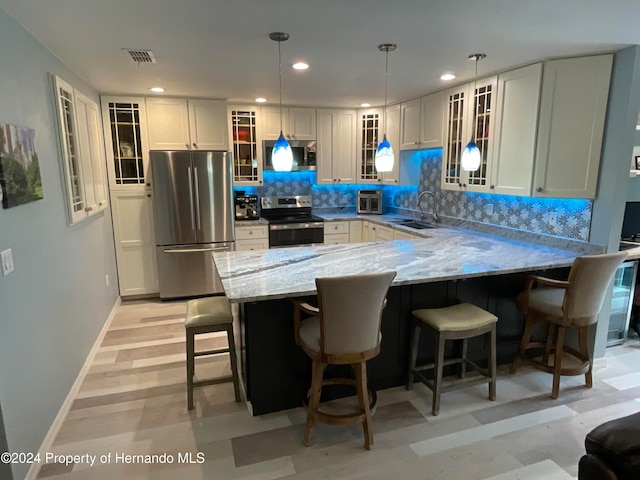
[[194, 348, 231, 357], [193, 375, 234, 388]]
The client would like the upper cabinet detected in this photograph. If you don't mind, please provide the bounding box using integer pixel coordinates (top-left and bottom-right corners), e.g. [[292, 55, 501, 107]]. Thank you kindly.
[[228, 105, 263, 186], [317, 109, 357, 184], [101, 96, 150, 190], [146, 98, 228, 151], [441, 76, 497, 192], [262, 106, 316, 140], [533, 54, 613, 199], [399, 92, 444, 151], [490, 63, 543, 196]]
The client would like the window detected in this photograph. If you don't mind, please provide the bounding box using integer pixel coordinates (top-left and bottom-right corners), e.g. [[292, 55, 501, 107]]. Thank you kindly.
[[52, 75, 108, 225]]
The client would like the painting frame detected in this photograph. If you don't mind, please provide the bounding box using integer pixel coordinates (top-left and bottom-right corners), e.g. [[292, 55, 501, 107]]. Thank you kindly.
[[0, 122, 43, 209]]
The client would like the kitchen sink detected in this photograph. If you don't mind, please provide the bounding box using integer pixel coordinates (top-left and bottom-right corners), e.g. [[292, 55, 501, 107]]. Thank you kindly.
[[394, 219, 439, 230]]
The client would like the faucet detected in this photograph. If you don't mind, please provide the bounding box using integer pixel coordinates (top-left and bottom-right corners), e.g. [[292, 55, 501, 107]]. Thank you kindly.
[[417, 190, 438, 223]]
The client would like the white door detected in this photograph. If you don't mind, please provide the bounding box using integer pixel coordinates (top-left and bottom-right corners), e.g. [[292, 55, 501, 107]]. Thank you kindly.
[[188, 99, 229, 150], [146, 97, 190, 150]]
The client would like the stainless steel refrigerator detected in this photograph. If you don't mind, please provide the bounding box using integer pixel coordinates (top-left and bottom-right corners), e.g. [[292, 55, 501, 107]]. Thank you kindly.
[[150, 150, 235, 299]]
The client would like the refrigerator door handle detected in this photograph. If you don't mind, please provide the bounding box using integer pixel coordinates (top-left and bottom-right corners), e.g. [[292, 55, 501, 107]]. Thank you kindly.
[[163, 247, 231, 254], [187, 166, 196, 231], [193, 166, 202, 231]]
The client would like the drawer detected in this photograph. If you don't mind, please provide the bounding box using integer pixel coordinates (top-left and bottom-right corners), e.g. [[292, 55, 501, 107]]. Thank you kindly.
[[324, 233, 350, 245], [324, 221, 349, 235], [236, 225, 268, 240], [236, 238, 269, 251]]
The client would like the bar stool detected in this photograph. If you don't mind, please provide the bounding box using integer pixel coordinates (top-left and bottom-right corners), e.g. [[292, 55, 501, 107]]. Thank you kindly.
[[185, 296, 241, 410], [407, 303, 497, 416], [293, 271, 396, 450]]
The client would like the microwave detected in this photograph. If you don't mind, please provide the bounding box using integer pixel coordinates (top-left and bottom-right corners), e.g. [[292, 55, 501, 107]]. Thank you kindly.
[[263, 140, 316, 171]]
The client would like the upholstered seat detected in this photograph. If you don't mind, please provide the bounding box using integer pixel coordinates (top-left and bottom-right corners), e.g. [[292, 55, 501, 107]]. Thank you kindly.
[[510, 251, 627, 399], [185, 296, 241, 410], [407, 303, 498, 416], [293, 271, 396, 450]]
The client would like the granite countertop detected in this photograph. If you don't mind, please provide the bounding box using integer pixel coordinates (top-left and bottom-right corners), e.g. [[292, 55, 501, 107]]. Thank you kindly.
[[215, 222, 580, 303], [235, 217, 269, 226]]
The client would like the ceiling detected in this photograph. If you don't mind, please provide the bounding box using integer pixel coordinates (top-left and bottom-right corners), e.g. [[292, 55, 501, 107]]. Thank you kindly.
[[1, 0, 640, 108]]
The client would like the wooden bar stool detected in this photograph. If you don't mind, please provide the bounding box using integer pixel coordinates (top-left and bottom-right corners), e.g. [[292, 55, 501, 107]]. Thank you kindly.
[[407, 303, 497, 416], [185, 296, 241, 410], [293, 271, 396, 450]]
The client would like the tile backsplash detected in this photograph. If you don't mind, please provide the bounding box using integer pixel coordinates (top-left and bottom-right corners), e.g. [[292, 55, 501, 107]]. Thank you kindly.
[[235, 149, 592, 241]]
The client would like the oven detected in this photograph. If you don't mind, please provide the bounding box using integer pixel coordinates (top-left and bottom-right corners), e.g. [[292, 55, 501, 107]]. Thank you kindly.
[[261, 196, 324, 248]]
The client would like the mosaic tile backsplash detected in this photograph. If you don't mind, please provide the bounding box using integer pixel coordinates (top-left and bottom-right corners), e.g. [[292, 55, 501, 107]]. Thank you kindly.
[[235, 149, 592, 241]]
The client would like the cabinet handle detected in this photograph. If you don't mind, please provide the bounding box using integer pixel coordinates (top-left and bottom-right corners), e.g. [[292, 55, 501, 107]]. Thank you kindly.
[[490, 185, 495, 189], [146, 182, 151, 187], [536, 187, 543, 192], [193, 143, 198, 149], [185, 143, 189, 148], [147, 194, 151, 197], [85, 206, 93, 212], [414, 141, 419, 145]]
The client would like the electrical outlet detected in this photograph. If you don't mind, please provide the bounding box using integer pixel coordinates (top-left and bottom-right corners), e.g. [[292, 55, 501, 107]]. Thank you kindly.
[[484, 204, 494, 215], [549, 211, 558, 226], [1, 248, 14, 276]]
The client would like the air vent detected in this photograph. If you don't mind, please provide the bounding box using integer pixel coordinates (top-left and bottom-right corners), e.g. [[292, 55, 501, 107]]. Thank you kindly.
[[122, 49, 157, 64]]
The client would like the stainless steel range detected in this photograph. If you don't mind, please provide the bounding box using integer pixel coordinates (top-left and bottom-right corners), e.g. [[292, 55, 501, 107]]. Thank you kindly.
[[260, 196, 324, 248]]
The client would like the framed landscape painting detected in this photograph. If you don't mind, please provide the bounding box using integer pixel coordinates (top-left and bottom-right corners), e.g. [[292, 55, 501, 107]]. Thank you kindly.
[[0, 122, 43, 209]]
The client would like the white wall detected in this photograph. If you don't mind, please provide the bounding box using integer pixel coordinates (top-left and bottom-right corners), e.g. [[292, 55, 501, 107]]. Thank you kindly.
[[0, 10, 119, 480]]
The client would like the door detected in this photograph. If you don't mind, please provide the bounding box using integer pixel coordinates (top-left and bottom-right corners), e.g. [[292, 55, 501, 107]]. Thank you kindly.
[[188, 99, 229, 150], [146, 97, 190, 150], [191, 151, 235, 243], [150, 150, 197, 245]]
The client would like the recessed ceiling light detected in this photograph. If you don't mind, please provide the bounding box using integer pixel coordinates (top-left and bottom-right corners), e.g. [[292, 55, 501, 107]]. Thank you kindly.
[[360, 103, 371, 107], [255, 97, 267, 103], [440, 73, 456, 81], [292, 62, 309, 70], [149, 87, 165, 93]]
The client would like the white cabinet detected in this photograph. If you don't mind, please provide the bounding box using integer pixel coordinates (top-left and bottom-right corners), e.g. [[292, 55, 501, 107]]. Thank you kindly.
[[101, 96, 151, 189], [419, 91, 445, 148], [324, 221, 350, 244], [316, 109, 357, 184], [374, 224, 394, 241], [441, 76, 497, 192], [101, 96, 158, 296], [356, 105, 402, 185], [490, 63, 543, 196], [111, 190, 158, 296], [533, 54, 613, 199], [400, 98, 421, 150], [399, 92, 444, 151], [262, 106, 316, 140], [236, 225, 269, 250], [53, 76, 109, 225], [393, 229, 417, 240], [228, 106, 263, 186], [349, 220, 363, 243], [146, 98, 228, 151]]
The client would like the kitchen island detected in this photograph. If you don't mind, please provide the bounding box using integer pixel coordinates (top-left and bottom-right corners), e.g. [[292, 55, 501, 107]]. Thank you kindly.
[[213, 224, 596, 415]]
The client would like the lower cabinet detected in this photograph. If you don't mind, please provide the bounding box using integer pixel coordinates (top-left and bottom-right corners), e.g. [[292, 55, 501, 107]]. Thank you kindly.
[[324, 221, 350, 244], [236, 225, 269, 251], [111, 190, 158, 296], [374, 224, 394, 241], [393, 229, 417, 240]]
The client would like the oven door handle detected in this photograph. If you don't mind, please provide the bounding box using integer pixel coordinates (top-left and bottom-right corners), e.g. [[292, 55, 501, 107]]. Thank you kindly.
[[269, 222, 324, 230]]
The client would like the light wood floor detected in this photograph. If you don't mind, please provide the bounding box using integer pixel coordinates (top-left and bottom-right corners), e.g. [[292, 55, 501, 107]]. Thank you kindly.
[[36, 298, 640, 479]]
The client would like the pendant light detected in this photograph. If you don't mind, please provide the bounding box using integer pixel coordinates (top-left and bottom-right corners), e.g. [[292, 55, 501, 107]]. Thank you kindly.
[[461, 53, 486, 172], [375, 43, 397, 173], [269, 32, 293, 172]]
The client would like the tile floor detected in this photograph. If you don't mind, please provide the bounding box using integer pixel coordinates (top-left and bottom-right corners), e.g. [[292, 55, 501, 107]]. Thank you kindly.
[[35, 298, 640, 480]]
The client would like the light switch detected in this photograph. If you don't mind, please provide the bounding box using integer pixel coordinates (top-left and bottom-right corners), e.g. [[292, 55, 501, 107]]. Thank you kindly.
[[1, 248, 14, 276]]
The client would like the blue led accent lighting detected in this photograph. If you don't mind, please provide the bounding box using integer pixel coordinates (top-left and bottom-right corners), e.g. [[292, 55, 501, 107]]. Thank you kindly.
[[464, 191, 591, 212], [263, 170, 313, 184]]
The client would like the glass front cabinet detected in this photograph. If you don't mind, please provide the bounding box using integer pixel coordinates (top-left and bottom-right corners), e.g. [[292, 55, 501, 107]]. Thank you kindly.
[[228, 106, 262, 186], [357, 108, 382, 183], [441, 77, 496, 192], [607, 260, 638, 346], [102, 97, 149, 188]]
